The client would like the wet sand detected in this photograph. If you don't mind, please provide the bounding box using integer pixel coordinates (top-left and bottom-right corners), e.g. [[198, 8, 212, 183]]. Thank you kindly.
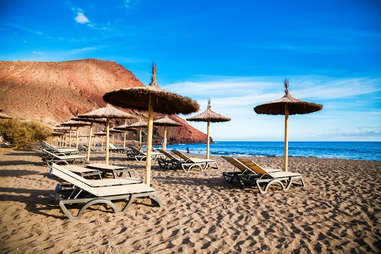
[[0, 148, 380, 253]]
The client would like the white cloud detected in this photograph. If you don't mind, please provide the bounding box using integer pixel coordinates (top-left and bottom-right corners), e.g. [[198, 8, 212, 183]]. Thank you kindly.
[[165, 75, 381, 140], [75, 12, 89, 24]]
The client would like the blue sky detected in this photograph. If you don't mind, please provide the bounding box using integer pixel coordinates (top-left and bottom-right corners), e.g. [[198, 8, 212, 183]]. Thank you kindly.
[[1, 0, 380, 140]]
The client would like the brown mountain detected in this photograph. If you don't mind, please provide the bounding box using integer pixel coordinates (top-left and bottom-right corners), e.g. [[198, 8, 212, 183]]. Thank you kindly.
[[0, 59, 208, 144]]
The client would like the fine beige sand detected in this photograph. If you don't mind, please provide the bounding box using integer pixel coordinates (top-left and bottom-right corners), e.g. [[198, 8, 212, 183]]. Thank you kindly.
[[0, 148, 380, 253]]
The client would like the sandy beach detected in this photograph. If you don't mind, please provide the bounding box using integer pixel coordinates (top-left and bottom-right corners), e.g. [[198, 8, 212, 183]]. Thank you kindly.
[[0, 148, 380, 253]]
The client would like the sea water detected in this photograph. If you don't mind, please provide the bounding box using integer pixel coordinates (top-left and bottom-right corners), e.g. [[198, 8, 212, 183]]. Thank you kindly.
[[159, 141, 381, 161]]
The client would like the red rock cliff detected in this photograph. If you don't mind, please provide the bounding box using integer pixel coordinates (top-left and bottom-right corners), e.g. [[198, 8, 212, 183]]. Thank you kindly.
[[0, 59, 208, 144]]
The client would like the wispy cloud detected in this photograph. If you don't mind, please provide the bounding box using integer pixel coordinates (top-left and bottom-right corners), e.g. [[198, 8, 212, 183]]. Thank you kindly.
[[165, 75, 381, 104], [75, 11, 89, 24]]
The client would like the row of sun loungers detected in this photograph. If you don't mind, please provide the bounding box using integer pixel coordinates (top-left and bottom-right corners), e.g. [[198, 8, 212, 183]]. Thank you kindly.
[[41, 141, 304, 220]]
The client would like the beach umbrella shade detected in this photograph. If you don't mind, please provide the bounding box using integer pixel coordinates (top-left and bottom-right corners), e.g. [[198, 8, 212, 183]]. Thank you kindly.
[[78, 104, 135, 165], [72, 117, 107, 162], [61, 120, 91, 150], [254, 80, 323, 171], [125, 119, 148, 149], [109, 128, 123, 146], [114, 122, 136, 149], [153, 116, 182, 151], [187, 100, 230, 159], [103, 63, 199, 186]]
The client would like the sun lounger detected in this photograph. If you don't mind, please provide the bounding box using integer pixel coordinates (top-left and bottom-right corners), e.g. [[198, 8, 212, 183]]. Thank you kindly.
[[222, 156, 262, 185], [109, 143, 125, 153], [156, 149, 183, 170], [172, 150, 218, 171], [42, 141, 78, 154], [237, 158, 305, 194], [50, 163, 160, 219], [42, 149, 86, 165], [57, 164, 103, 178], [128, 146, 162, 161]]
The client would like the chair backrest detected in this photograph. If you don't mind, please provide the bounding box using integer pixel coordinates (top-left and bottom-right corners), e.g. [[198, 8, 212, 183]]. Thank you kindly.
[[50, 163, 97, 195], [42, 149, 60, 159], [172, 150, 193, 162], [157, 149, 180, 161], [222, 156, 252, 174], [130, 146, 144, 155], [50, 163, 151, 196], [237, 158, 267, 175]]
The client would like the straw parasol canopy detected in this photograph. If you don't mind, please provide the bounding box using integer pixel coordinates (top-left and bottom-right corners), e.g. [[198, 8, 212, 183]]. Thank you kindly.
[[61, 120, 91, 149], [154, 116, 182, 151], [103, 63, 199, 186], [71, 117, 107, 162], [254, 80, 323, 171], [78, 104, 135, 165], [187, 100, 230, 159]]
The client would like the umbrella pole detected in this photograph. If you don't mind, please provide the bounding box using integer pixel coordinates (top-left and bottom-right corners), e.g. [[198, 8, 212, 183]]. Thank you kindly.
[[69, 127, 72, 148], [284, 105, 289, 172], [145, 95, 154, 186], [139, 128, 142, 149], [76, 127, 79, 150], [206, 121, 210, 159], [87, 122, 93, 162], [106, 119, 110, 165], [163, 126, 167, 151], [123, 131, 127, 149]]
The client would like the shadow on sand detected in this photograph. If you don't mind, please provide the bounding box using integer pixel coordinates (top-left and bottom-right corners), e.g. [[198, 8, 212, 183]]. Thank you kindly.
[[0, 187, 66, 219]]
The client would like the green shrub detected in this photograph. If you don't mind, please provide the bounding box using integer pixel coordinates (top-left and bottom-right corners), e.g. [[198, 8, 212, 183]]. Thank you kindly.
[[0, 119, 52, 149]]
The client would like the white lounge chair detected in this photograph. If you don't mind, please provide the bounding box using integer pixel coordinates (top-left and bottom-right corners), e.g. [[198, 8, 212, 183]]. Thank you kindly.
[[50, 163, 160, 220], [42, 149, 86, 165], [172, 150, 218, 172], [237, 158, 305, 194]]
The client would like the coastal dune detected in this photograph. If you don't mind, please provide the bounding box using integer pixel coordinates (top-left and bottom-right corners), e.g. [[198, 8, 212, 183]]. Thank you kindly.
[[0, 149, 380, 253]]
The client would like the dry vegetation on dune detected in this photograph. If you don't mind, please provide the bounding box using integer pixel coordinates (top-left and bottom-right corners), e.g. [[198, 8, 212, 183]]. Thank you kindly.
[[0, 151, 380, 253]]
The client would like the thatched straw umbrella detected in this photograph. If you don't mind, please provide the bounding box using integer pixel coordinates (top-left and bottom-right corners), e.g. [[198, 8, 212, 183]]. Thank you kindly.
[[187, 100, 230, 159], [254, 80, 323, 172], [72, 117, 107, 162], [126, 119, 148, 149], [79, 104, 135, 165], [154, 116, 181, 151], [109, 128, 123, 146], [54, 126, 70, 147], [103, 63, 199, 186], [114, 123, 134, 149], [61, 120, 91, 149]]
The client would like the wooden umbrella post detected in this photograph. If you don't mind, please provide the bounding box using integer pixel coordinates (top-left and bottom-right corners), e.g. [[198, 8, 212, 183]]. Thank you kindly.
[[206, 121, 210, 159], [284, 104, 289, 172], [87, 122, 93, 162], [69, 127, 72, 148], [145, 95, 154, 186], [76, 127, 79, 149], [105, 119, 110, 165], [139, 128, 142, 149], [123, 131, 127, 149], [163, 126, 167, 151]]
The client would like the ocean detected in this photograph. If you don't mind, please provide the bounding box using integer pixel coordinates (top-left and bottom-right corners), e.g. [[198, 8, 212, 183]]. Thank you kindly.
[[159, 141, 381, 161]]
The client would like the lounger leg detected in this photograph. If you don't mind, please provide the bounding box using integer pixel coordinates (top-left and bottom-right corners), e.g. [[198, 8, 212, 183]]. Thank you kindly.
[[59, 199, 118, 220], [285, 176, 305, 190], [256, 179, 285, 194]]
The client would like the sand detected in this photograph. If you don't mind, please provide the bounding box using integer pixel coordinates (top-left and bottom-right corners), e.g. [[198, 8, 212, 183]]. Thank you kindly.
[[0, 148, 380, 253]]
